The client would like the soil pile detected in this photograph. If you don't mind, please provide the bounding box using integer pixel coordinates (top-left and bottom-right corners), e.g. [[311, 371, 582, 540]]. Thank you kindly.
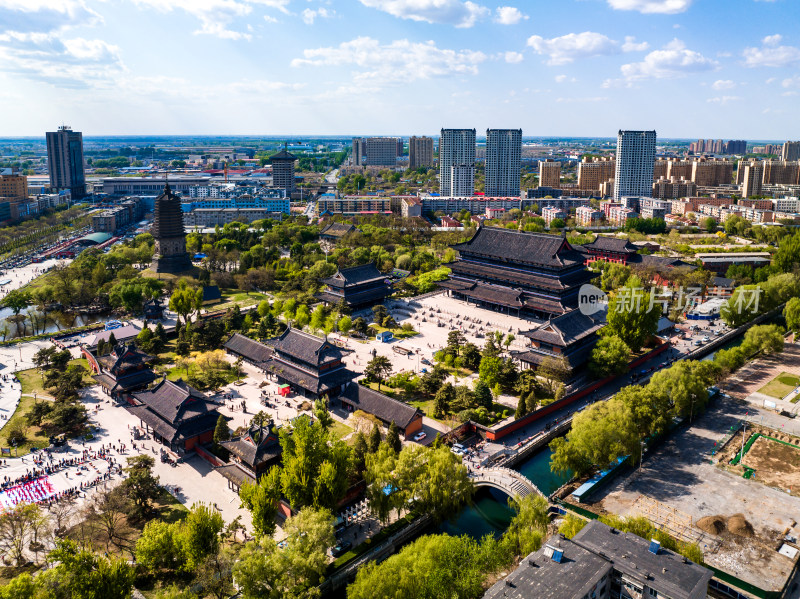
[[697, 515, 726, 535], [728, 514, 755, 537]]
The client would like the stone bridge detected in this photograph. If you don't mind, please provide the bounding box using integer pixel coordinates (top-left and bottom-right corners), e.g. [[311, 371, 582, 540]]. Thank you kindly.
[[470, 467, 544, 499]]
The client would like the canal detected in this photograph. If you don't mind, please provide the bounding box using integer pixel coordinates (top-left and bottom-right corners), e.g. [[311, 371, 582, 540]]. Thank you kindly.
[[437, 445, 572, 539]]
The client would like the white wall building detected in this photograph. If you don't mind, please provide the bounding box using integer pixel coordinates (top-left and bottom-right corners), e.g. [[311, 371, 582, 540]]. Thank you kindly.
[[614, 130, 656, 201], [439, 128, 476, 197], [485, 128, 521, 197]]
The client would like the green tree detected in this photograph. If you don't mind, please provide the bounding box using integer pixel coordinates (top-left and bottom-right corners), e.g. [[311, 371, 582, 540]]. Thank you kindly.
[[558, 514, 588, 539], [473, 380, 493, 410], [213, 415, 230, 458], [395, 445, 473, 520], [169, 280, 202, 325], [368, 423, 382, 453], [352, 431, 369, 477], [313, 398, 334, 430], [180, 503, 224, 569], [588, 335, 631, 378], [279, 415, 351, 510], [703, 217, 717, 232], [234, 507, 334, 599], [536, 356, 570, 396], [433, 382, 454, 418], [385, 421, 402, 453], [121, 455, 161, 520], [135, 519, 187, 573], [605, 275, 661, 352], [364, 443, 399, 523], [460, 342, 481, 370], [515, 394, 527, 419], [501, 494, 549, 559], [478, 355, 503, 388], [239, 467, 282, 538], [364, 355, 393, 389], [742, 323, 785, 356], [784, 297, 800, 332], [38, 539, 135, 599], [338, 315, 352, 336], [600, 262, 631, 293]]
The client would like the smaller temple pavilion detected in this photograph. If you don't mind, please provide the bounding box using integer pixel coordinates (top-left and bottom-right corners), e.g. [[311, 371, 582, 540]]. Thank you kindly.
[[126, 378, 222, 452], [216, 421, 282, 492], [84, 342, 156, 402], [316, 263, 392, 310], [265, 327, 355, 400], [577, 236, 639, 265], [339, 383, 423, 438], [513, 311, 606, 380], [224, 332, 273, 369]]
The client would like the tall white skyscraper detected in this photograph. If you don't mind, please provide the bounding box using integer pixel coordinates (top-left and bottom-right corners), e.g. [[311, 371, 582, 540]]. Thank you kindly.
[[439, 128, 475, 197], [485, 129, 521, 197], [614, 130, 656, 201]]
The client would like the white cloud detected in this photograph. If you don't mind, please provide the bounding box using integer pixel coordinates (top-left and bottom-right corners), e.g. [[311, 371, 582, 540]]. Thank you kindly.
[[503, 51, 523, 63], [0, 31, 123, 88], [783, 91, 798, 96], [555, 74, 577, 83], [494, 6, 527, 25], [607, 0, 692, 14], [619, 39, 717, 80], [358, 0, 490, 28], [742, 34, 800, 67], [621, 36, 649, 52], [527, 31, 620, 65], [555, 96, 609, 103], [783, 76, 800, 88], [252, 0, 291, 14], [302, 7, 333, 24], [712, 79, 735, 90], [292, 37, 487, 84], [0, 0, 103, 34], [130, 0, 255, 40], [707, 96, 740, 104]]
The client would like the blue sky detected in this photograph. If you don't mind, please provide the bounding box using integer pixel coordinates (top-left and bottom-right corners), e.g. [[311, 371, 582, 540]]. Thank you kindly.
[[0, 0, 798, 138]]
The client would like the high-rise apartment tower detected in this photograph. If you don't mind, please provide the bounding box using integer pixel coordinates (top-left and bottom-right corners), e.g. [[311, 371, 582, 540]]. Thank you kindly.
[[409, 136, 434, 169], [439, 128, 476, 197], [46, 125, 86, 198], [614, 130, 656, 201], [485, 129, 521, 197]]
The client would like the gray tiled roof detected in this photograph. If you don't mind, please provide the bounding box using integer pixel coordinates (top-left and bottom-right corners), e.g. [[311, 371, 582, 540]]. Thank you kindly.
[[320, 263, 386, 288], [264, 359, 355, 395], [583, 236, 639, 254], [131, 378, 211, 424], [224, 333, 272, 366], [266, 327, 348, 367], [340, 383, 422, 430], [523, 311, 605, 347], [319, 222, 356, 237], [220, 423, 281, 468], [452, 227, 584, 268]]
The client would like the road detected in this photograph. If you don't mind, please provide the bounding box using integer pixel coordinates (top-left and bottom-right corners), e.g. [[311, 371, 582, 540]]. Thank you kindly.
[[325, 168, 339, 184]]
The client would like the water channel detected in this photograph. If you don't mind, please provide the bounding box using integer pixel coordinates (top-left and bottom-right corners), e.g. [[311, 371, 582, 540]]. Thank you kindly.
[[437, 445, 572, 540]]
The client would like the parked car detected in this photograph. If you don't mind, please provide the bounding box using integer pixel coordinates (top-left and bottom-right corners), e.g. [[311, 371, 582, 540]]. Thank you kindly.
[[413, 431, 427, 441], [331, 541, 353, 558], [702, 336, 710, 342]]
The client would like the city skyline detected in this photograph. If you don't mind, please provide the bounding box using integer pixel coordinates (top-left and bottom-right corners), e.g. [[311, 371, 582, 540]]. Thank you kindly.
[[1, 0, 799, 137]]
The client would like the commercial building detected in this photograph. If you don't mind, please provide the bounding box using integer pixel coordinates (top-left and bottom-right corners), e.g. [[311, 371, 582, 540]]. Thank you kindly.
[[607, 205, 637, 225], [614, 130, 656, 201], [46, 125, 86, 198], [182, 194, 289, 214], [102, 176, 211, 195], [783, 141, 800, 161], [527, 197, 590, 211], [524, 186, 564, 200], [485, 520, 711, 599], [269, 147, 296, 194], [639, 198, 671, 220], [92, 198, 145, 233], [0, 173, 27, 199], [421, 195, 521, 214], [365, 137, 400, 167], [440, 227, 594, 319], [352, 138, 366, 166], [318, 195, 392, 216], [183, 208, 284, 228], [696, 251, 771, 274], [485, 129, 521, 197], [409, 136, 434, 169], [539, 159, 561, 188], [577, 156, 615, 191], [771, 196, 800, 212], [439, 128, 476, 197], [652, 176, 697, 199]]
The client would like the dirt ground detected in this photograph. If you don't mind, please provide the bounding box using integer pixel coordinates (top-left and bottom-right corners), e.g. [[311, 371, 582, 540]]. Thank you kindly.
[[743, 435, 800, 494], [721, 343, 800, 401]]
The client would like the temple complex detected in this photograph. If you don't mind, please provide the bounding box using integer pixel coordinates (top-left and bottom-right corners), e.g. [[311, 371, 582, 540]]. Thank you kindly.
[[316, 263, 392, 309], [440, 227, 594, 319]]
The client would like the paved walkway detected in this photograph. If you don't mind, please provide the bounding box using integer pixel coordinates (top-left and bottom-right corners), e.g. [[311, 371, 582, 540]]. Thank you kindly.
[[0, 374, 21, 433]]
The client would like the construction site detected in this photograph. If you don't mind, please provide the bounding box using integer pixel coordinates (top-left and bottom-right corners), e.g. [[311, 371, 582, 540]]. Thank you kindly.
[[591, 393, 800, 596]]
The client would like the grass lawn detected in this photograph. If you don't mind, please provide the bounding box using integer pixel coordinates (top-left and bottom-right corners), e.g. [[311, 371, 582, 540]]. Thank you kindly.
[[0, 395, 49, 455], [17, 358, 94, 397], [369, 324, 418, 340], [758, 371, 800, 400], [206, 290, 270, 313], [330, 420, 353, 440]]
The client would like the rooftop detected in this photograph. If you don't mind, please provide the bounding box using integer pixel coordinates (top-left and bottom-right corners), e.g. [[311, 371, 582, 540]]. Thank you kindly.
[[340, 383, 422, 430], [452, 227, 584, 269], [267, 327, 350, 367]]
